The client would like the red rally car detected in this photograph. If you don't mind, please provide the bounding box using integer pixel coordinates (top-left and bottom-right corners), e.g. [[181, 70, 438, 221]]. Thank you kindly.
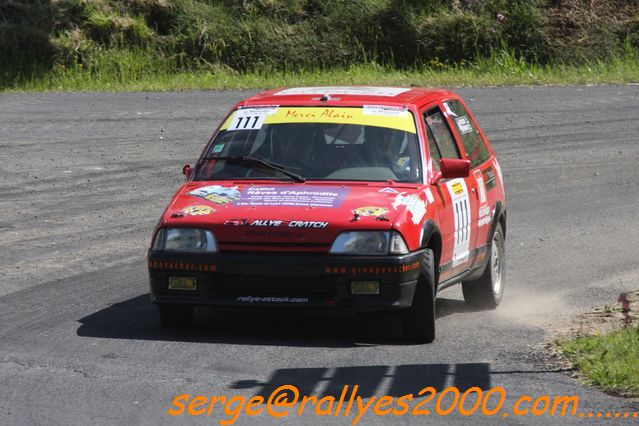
[[148, 86, 506, 343]]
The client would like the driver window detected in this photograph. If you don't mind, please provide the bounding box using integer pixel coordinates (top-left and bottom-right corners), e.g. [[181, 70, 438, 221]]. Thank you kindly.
[[426, 125, 442, 171], [424, 107, 461, 162]]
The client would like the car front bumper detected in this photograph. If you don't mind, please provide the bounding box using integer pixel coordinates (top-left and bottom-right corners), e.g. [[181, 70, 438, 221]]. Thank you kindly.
[[148, 249, 423, 312]]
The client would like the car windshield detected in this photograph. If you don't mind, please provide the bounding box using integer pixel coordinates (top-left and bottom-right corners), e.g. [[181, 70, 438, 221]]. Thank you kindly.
[[194, 106, 422, 183]]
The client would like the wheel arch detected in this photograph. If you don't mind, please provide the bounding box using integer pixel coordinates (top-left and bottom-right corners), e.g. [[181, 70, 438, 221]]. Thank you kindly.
[[420, 219, 442, 285], [489, 201, 506, 244]]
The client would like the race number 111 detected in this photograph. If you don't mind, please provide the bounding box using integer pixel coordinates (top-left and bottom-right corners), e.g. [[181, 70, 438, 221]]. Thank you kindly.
[[228, 107, 278, 131]]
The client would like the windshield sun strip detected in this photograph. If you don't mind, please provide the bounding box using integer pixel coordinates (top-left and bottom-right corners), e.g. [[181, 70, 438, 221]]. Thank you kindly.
[[196, 107, 423, 183]]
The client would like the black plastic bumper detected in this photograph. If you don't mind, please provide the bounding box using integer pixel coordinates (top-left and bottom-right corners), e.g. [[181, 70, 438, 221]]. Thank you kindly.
[[148, 249, 423, 312]]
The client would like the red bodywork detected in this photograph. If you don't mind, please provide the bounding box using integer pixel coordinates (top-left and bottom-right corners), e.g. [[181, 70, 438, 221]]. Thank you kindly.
[[149, 87, 506, 312]]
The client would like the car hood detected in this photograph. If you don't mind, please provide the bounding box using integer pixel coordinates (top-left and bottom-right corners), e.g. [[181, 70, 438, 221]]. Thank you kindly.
[[162, 181, 426, 251]]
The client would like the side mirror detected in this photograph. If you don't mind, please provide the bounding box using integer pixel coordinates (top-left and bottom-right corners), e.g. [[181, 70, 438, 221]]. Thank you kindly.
[[431, 158, 470, 184], [182, 164, 192, 180]]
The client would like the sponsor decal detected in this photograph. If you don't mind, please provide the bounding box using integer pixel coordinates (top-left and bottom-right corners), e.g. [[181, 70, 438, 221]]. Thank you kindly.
[[446, 179, 471, 267], [473, 169, 487, 204], [474, 168, 491, 228], [221, 107, 416, 133], [274, 87, 410, 97], [379, 187, 399, 193], [258, 220, 328, 228], [243, 229, 305, 239], [482, 166, 497, 191], [450, 181, 464, 196], [249, 219, 287, 227], [148, 260, 216, 272], [363, 105, 408, 117], [236, 296, 309, 304], [478, 215, 492, 227], [237, 185, 349, 208], [325, 262, 420, 276], [283, 108, 353, 120], [455, 116, 474, 134], [181, 205, 215, 216], [188, 185, 241, 205], [352, 206, 390, 217], [392, 193, 426, 225], [224, 218, 328, 228], [478, 204, 492, 227]]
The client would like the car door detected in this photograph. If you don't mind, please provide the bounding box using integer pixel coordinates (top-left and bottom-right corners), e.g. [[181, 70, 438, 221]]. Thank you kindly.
[[442, 99, 494, 265], [421, 104, 478, 281]]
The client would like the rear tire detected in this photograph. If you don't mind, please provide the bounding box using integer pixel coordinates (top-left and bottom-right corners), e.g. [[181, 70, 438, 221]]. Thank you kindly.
[[159, 305, 194, 328], [462, 223, 505, 309], [402, 249, 436, 343]]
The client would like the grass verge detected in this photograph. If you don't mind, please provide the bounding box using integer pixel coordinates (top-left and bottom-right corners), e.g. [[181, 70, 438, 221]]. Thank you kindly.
[[557, 327, 639, 398], [3, 53, 639, 92], [555, 290, 639, 398]]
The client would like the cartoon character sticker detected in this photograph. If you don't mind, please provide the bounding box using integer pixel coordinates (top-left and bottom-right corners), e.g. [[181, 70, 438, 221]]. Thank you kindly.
[[352, 206, 390, 217], [392, 193, 426, 225], [188, 185, 241, 205], [182, 205, 215, 216]]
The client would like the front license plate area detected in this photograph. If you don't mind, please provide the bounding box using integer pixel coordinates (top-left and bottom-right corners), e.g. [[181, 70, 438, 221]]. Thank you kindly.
[[168, 277, 197, 291]]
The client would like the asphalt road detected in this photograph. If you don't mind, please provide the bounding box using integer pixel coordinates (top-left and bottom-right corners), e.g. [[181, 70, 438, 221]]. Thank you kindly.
[[1, 86, 638, 425]]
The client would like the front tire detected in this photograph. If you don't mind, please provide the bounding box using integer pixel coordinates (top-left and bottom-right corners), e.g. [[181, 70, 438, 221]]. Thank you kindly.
[[402, 249, 436, 343], [462, 223, 505, 309], [159, 305, 194, 328]]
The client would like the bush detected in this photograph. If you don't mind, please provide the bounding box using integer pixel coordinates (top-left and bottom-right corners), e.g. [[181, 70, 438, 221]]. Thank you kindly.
[[547, 0, 639, 62], [2, 0, 639, 83], [0, 0, 56, 77]]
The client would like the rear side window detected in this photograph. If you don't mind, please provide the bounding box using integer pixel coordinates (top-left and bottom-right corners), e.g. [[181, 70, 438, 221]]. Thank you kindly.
[[424, 107, 461, 172], [444, 100, 490, 168]]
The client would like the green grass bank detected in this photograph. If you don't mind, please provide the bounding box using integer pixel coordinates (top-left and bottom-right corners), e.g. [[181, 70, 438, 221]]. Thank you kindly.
[[2, 0, 639, 91], [558, 327, 639, 398], [556, 292, 639, 398]]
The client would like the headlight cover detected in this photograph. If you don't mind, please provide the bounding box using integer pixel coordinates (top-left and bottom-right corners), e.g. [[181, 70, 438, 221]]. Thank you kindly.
[[329, 231, 409, 256], [153, 228, 217, 252]]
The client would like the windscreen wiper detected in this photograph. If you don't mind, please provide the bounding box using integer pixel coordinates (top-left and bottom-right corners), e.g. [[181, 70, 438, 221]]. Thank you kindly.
[[203, 156, 306, 183]]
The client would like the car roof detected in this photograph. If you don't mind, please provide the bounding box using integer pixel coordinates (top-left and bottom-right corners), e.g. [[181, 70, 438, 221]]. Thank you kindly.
[[239, 86, 458, 109]]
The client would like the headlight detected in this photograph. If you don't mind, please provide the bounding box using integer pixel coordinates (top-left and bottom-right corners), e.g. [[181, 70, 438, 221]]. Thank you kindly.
[[152, 228, 217, 252], [329, 231, 409, 255], [152, 228, 165, 250]]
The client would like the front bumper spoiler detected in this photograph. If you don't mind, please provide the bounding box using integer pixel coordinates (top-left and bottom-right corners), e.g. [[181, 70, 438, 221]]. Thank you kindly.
[[148, 250, 423, 312]]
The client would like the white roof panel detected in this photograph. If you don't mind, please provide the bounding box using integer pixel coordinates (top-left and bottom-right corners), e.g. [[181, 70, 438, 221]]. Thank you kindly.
[[274, 86, 410, 97]]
